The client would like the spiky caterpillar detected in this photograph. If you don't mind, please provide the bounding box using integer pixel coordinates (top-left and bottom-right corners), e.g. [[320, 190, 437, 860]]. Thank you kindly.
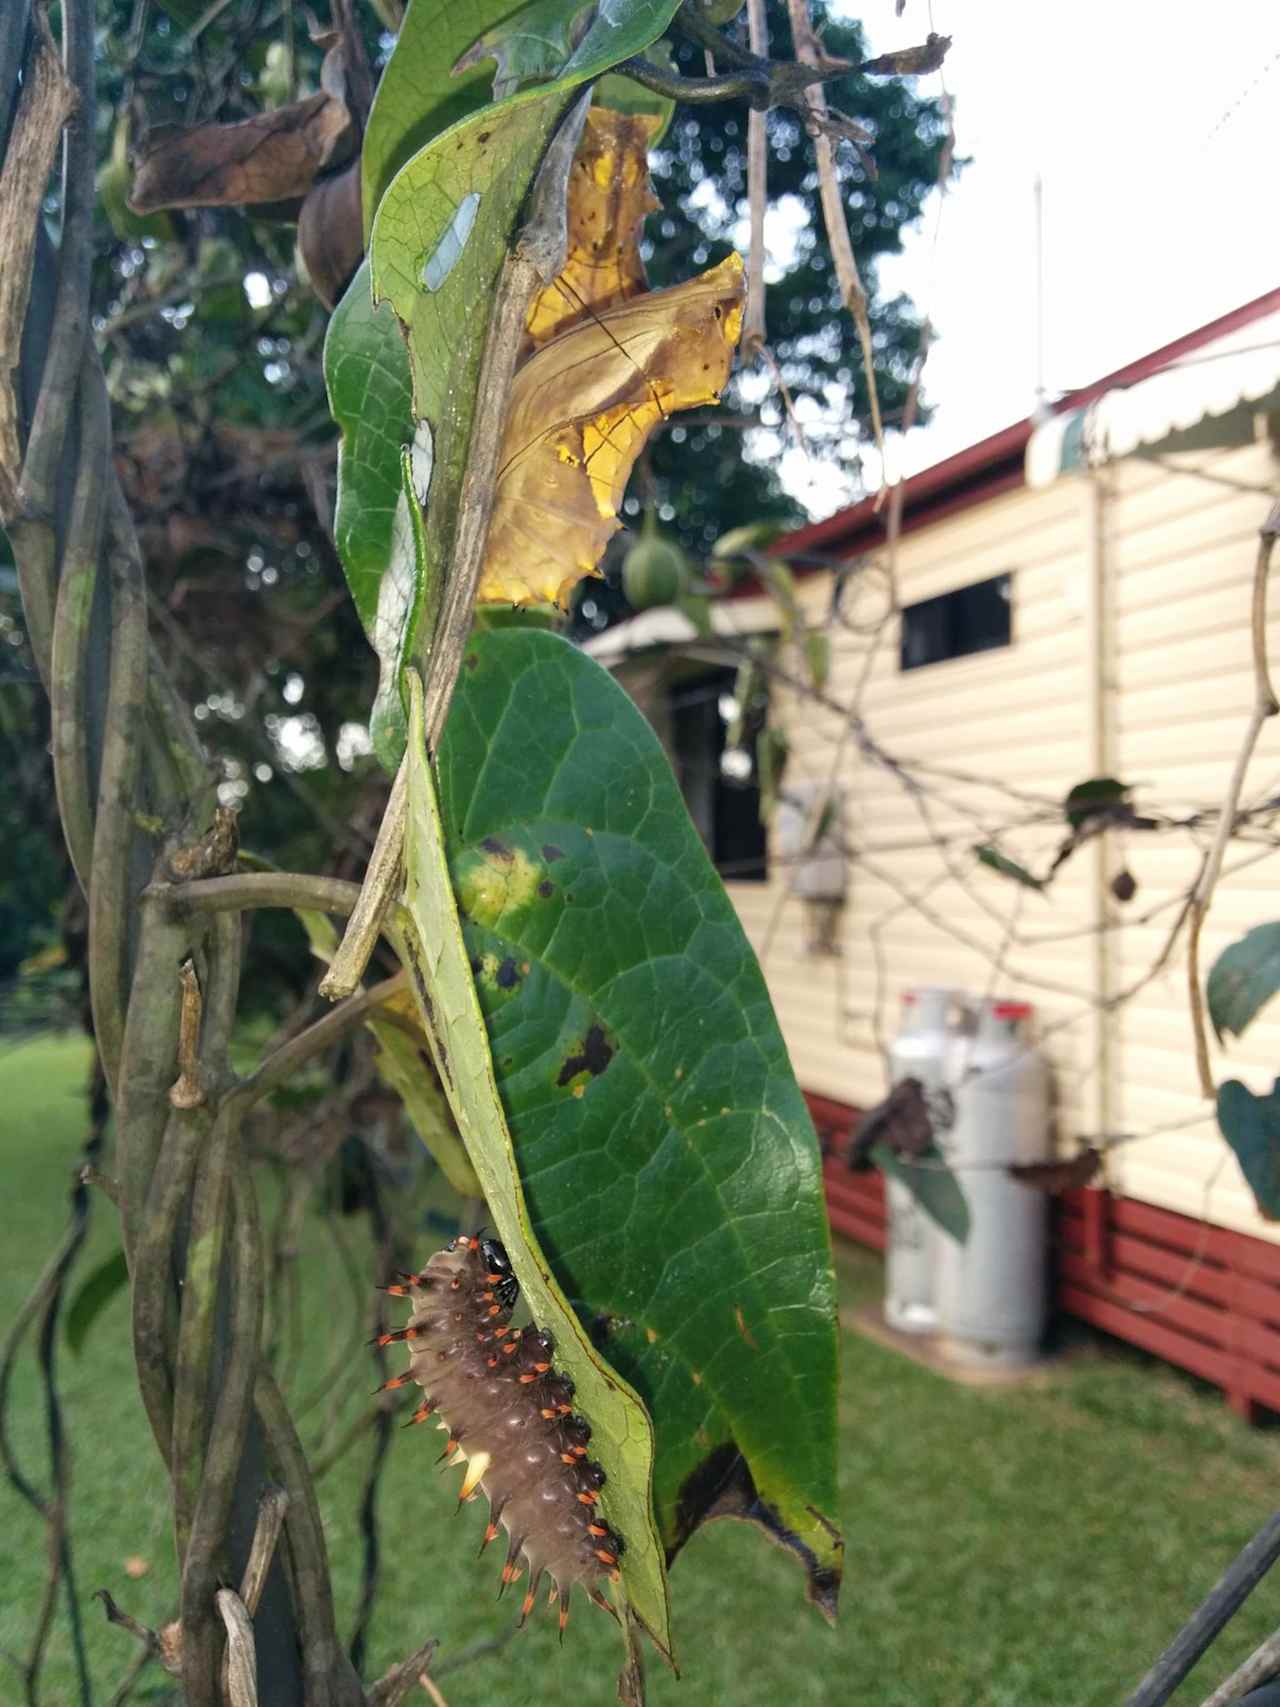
[[376, 1234, 625, 1634]]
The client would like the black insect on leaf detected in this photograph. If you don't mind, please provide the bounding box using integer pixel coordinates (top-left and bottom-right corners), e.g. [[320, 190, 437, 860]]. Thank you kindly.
[[975, 844, 1045, 892], [846, 1077, 933, 1169], [1217, 1078, 1280, 1221], [1208, 923, 1280, 1044], [1009, 1148, 1101, 1194]]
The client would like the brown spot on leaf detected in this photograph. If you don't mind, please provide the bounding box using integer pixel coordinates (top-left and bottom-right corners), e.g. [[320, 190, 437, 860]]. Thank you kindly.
[[542, 843, 565, 862], [495, 957, 521, 990], [556, 1023, 614, 1087], [464, 652, 479, 670], [733, 1306, 758, 1350], [538, 880, 554, 898], [481, 836, 513, 862]]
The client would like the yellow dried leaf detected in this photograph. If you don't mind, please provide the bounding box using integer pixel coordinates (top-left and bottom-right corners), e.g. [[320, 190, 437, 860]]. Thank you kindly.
[[480, 253, 745, 609], [526, 107, 661, 348]]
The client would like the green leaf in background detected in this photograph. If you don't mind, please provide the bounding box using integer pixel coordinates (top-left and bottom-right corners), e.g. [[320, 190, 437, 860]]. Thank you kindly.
[[974, 843, 1045, 892], [66, 1249, 130, 1356], [393, 671, 672, 1662], [1217, 1078, 1280, 1220], [1063, 776, 1132, 830], [876, 1147, 970, 1244], [436, 627, 841, 1616], [1208, 922, 1280, 1043]]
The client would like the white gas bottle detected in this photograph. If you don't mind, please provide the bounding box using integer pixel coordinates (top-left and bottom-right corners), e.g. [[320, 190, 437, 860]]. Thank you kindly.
[[937, 997, 1052, 1367], [884, 987, 958, 1334]]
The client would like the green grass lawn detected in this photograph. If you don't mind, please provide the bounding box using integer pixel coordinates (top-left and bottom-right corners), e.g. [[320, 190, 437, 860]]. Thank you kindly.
[[3, 1032, 1280, 1705]]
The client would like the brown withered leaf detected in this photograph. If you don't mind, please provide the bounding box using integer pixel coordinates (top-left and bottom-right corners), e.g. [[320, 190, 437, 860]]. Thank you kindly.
[[298, 160, 363, 309], [846, 1077, 934, 1169], [526, 107, 661, 348], [479, 252, 744, 609], [1009, 1148, 1102, 1194], [860, 33, 951, 77], [128, 92, 351, 213]]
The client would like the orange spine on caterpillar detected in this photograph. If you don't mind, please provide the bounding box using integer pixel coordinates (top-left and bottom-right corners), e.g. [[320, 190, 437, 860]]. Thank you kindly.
[[374, 1233, 624, 1636]]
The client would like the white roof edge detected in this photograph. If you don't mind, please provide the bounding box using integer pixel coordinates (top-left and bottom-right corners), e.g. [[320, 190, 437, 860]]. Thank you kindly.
[[1027, 309, 1280, 489]]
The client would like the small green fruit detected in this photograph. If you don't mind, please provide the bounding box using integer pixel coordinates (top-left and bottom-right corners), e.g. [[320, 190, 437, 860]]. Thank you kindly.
[[622, 514, 689, 609]]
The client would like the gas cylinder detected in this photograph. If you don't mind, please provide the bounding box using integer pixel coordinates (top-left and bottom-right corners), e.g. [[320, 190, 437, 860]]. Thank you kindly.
[[884, 987, 957, 1334], [936, 997, 1052, 1367]]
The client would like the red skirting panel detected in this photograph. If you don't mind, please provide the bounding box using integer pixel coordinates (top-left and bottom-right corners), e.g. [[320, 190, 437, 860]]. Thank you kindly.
[[805, 1090, 1280, 1422]]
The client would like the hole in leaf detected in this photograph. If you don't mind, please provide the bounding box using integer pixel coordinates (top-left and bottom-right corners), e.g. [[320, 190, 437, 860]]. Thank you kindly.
[[422, 192, 481, 292]]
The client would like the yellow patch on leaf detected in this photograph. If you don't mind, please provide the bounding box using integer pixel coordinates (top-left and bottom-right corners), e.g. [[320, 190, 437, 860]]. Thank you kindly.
[[526, 108, 661, 348], [479, 253, 745, 609]]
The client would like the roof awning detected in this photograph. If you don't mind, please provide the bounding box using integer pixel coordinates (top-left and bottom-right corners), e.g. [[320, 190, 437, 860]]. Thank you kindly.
[[1026, 309, 1280, 488]]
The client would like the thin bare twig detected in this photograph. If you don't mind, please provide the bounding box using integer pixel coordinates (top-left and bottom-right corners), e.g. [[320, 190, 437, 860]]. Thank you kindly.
[[1187, 498, 1280, 1097]]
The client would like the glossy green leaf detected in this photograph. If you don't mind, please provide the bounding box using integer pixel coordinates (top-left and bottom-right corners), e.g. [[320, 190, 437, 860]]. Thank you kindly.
[[435, 627, 841, 1615], [362, 0, 521, 235], [1208, 922, 1280, 1043], [876, 1147, 970, 1244], [324, 264, 434, 768], [394, 670, 672, 1660], [975, 843, 1045, 892], [66, 1249, 129, 1356], [1217, 1078, 1280, 1220]]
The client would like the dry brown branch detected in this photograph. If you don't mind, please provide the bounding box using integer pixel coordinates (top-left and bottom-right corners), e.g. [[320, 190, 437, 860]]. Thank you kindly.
[[785, 0, 885, 478], [1187, 498, 1280, 1097], [0, 5, 77, 518], [216, 1588, 258, 1706], [239, 1487, 289, 1617], [1199, 1622, 1280, 1707], [366, 1637, 440, 1707], [742, 0, 768, 358]]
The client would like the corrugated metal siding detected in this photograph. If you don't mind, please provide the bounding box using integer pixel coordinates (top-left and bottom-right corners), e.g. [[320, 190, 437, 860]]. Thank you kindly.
[[724, 435, 1280, 1242]]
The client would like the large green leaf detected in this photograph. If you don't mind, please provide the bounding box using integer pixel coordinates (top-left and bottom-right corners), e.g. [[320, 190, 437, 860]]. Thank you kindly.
[[1217, 1078, 1280, 1220], [393, 672, 672, 1660], [1208, 923, 1280, 1044], [435, 627, 841, 1614]]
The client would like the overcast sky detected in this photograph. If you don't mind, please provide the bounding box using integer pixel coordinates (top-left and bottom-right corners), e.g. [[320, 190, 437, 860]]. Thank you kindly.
[[795, 1, 1280, 507]]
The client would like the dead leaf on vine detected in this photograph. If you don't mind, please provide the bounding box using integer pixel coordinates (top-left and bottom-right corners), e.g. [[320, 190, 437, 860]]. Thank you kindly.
[[1009, 1149, 1101, 1194], [298, 160, 363, 309], [129, 92, 351, 212], [479, 252, 744, 609], [526, 107, 661, 347], [847, 1078, 934, 1169]]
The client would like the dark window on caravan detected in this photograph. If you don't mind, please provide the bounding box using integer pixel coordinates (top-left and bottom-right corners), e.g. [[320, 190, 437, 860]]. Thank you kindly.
[[900, 573, 1012, 671], [669, 666, 767, 881]]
